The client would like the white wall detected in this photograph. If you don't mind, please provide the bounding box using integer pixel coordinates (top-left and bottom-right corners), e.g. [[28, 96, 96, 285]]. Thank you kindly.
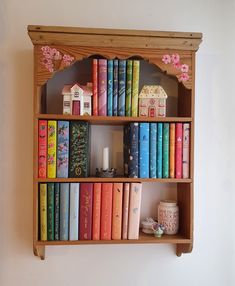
[[0, 0, 234, 285]]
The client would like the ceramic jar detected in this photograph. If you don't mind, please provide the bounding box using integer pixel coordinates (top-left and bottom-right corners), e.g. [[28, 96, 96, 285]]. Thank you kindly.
[[158, 200, 179, 235]]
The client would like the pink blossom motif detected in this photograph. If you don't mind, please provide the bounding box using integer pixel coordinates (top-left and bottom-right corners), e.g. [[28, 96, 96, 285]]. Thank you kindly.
[[173, 62, 181, 70], [181, 64, 189, 73], [179, 73, 189, 82], [162, 54, 171, 64], [171, 53, 180, 64], [62, 54, 74, 66]]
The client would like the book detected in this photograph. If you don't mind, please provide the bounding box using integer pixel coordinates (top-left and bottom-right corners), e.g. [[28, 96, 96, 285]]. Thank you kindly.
[[39, 183, 47, 241], [163, 123, 169, 178], [69, 183, 80, 240], [92, 59, 98, 116], [129, 123, 139, 178], [38, 120, 47, 178], [107, 60, 113, 116], [175, 123, 183, 178], [157, 123, 163, 178], [57, 121, 69, 178], [79, 183, 93, 240], [125, 60, 133, 116], [113, 59, 119, 116], [98, 59, 107, 116], [112, 183, 123, 240], [183, 123, 190, 178], [131, 60, 140, 116], [123, 124, 130, 176], [128, 183, 142, 239], [118, 59, 126, 116], [150, 123, 157, 178], [54, 183, 60, 240], [92, 183, 102, 240], [139, 123, 150, 178], [47, 120, 57, 178], [69, 121, 89, 178], [122, 183, 130, 239], [101, 183, 113, 240], [47, 183, 55, 241], [60, 183, 69, 240], [169, 123, 175, 178]]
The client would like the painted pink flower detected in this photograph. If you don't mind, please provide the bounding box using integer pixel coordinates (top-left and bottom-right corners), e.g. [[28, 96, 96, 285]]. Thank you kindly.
[[171, 53, 180, 64], [179, 73, 189, 82], [181, 64, 189, 73], [162, 54, 171, 64], [173, 62, 181, 70], [62, 54, 74, 66]]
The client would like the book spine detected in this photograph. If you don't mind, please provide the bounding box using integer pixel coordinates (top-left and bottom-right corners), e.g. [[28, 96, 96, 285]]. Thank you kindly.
[[112, 183, 123, 240], [129, 123, 139, 178], [54, 183, 60, 240], [150, 123, 157, 178], [107, 60, 113, 116], [139, 123, 150, 178], [63, 94, 72, 115], [123, 124, 130, 176], [98, 59, 107, 116], [118, 60, 126, 116], [79, 183, 93, 240], [183, 123, 190, 178], [60, 183, 69, 241], [128, 183, 142, 239], [47, 120, 57, 178], [40, 183, 47, 241], [125, 60, 133, 116], [163, 123, 169, 178], [113, 59, 119, 116], [38, 120, 47, 178], [101, 183, 113, 240], [175, 123, 183, 178], [157, 123, 163, 178], [57, 121, 69, 178], [47, 183, 55, 241], [69, 183, 80, 240], [122, 183, 130, 239], [131, 60, 140, 117], [92, 183, 102, 240], [169, 123, 175, 178], [72, 101, 80, 115], [92, 59, 98, 116]]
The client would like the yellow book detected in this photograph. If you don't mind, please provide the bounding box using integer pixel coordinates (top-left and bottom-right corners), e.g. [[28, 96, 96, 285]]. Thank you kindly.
[[40, 183, 47, 241], [131, 60, 140, 117], [47, 120, 57, 178]]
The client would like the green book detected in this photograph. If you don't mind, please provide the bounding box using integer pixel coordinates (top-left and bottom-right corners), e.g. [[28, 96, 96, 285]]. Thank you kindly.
[[163, 123, 169, 178], [125, 60, 133, 116], [131, 60, 140, 117], [54, 183, 60, 240], [47, 183, 55, 240]]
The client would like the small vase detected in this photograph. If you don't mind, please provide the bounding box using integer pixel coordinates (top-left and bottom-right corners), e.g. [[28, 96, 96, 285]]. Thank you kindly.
[[154, 230, 163, 238], [158, 200, 179, 235]]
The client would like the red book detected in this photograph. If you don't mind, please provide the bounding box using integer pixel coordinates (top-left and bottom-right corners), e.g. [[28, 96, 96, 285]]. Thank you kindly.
[[175, 123, 183, 178], [98, 59, 107, 116], [122, 183, 130, 239], [92, 183, 101, 240], [101, 183, 113, 240], [79, 183, 93, 240], [38, 120, 47, 178], [112, 183, 123, 240], [72, 101, 80, 115], [92, 59, 98, 116]]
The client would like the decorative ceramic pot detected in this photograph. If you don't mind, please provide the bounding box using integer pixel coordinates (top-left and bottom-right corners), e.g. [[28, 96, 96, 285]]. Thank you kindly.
[[158, 200, 179, 235]]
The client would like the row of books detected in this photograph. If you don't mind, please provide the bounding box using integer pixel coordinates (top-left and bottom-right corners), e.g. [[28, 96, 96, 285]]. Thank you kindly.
[[39, 182, 142, 241], [124, 122, 190, 178], [93, 59, 140, 117]]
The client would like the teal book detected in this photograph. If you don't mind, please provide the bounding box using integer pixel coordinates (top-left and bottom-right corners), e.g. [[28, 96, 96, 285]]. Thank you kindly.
[[139, 123, 150, 178], [157, 123, 163, 178], [107, 60, 113, 116], [60, 183, 69, 240], [150, 123, 157, 178], [163, 123, 169, 178], [125, 60, 133, 116], [54, 183, 60, 240], [47, 183, 55, 241], [118, 60, 126, 116]]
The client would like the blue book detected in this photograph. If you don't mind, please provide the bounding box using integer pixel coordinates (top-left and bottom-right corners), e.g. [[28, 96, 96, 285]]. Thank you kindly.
[[139, 123, 150, 178], [157, 123, 163, 178], [60, 183, 69, 240], [124, 125, 130, 176], [150, 123, 157, 178], [69, 183, 79, 240], [54, 183, 60, 240], [118, 60, 126, 116], [129, 123, 139, 178], [113, 60, 118, 116], [107, 60, 113, 116], [163, 123, 169, 178], [57, 121, 69, 178]]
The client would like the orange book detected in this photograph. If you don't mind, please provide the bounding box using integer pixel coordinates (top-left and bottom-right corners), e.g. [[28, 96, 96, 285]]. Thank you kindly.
[[122, 183, 130, 239], [169, 123, 175, 178], [101, 183, 113, 240], [92, 183, 102, 240], [112, 183, 123, 240]]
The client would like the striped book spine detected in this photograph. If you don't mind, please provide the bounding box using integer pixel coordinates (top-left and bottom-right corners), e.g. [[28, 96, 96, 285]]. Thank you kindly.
[[38, 120, 47, 178], [131, 60, 140, 116], [40, 183, 47, 241], [139, 123, 150, 178], [92, 183, 102, 240], [118, 60, 126, 116], [112, 183, 123, 240], [47, 183, 55, 241], [123, 125, 130, 176], [113, 59, 119, 116], [157, 123, 163, 178], [47, 120, 57, 178], [163, 123, 169, 178], [92, 59, 98, 116], [169, 123, 175, 178], [150, 123, 157, 178], [101, 183, 113, 240], [69, 183, 80, 240], [60, 183, 69, 241], [129, 123, 139, 178], [175, 123, 183, 178], [57, 121, 69, 178], [122, 183, 130, 239], [125, 60, 133, 116], [54, 183, 60, 240], [183, 123, 190, 178], [107, 60, 113, 116], [98, 59, 107, 116]]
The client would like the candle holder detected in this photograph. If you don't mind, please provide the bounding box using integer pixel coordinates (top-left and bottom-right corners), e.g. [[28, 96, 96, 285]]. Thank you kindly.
[[96, 168, 116, 178]]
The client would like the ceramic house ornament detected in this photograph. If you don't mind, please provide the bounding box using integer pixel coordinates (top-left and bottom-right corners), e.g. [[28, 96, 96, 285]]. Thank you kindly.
[[138, 85, 167, 117]]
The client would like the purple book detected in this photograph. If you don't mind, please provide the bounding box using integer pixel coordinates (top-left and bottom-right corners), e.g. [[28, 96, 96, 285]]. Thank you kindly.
[[57, 121, 69, 178], [98, 59, 107, 116]]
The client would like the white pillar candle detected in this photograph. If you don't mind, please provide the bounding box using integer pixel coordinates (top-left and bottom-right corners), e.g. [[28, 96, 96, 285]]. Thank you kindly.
[[102, 147, 109, 170]]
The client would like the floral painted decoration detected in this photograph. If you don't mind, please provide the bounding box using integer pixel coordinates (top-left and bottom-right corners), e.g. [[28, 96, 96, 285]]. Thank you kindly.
[[162, 53, 190, 82]]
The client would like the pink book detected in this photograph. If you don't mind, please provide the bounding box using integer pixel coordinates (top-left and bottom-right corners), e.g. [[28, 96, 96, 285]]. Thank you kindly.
[[72, 101, 80, 115], [38, 120, 47, 178], [100, 183, 113, 240], [183, 123, 190, 178], [175, 123, 183, 178], [128, 183, 142, 239], [122, 183, 130, 239], [112, 183, 123, 240], [98, 59, 107, 116], [93, 59, 98, 116], [92, 183, 101, 240]]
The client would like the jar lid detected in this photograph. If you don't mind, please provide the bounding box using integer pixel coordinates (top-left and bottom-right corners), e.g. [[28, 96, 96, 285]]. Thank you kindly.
[[160, 200, 177, 206]]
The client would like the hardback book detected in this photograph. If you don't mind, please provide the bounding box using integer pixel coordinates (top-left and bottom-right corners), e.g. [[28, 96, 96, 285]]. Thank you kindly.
[[101, 183, 113, 240], [113, 59, 119, 116], [72, 101, 80, 115], [54, 183, 60, 240], [183, 123, 190, 178], [118, 59, 126, 116], [92, 183, 102, 240], [139, 123, 150, 178], [125, 60, 133, 116], [69, 121, 89, 178], [157, 123, 163, 178], [175, 123, 183, 178], [163, 123, 169, 178], [60, 183, 69, 241], [128, 183, 142, 239], [131, 60, 140, 117], [112, 183, 123, 240], [169, 123, 175, 178], [92, 59, 98, 116], [122, 183, 130, 239], [79, 183, 93, 240], [150, 123, 157, 178], [98, 59, 107, 116], [107, 60, 113, 116], [47, 183, 55, 241], [57, 121, 69, 178], [40, 183, 47, 241], [69, 183, 80, 240], [47, 120, 57, 178], [38, 120, 47, 178], [129, 123, 139, 178], [123, 124, 130, 176]]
